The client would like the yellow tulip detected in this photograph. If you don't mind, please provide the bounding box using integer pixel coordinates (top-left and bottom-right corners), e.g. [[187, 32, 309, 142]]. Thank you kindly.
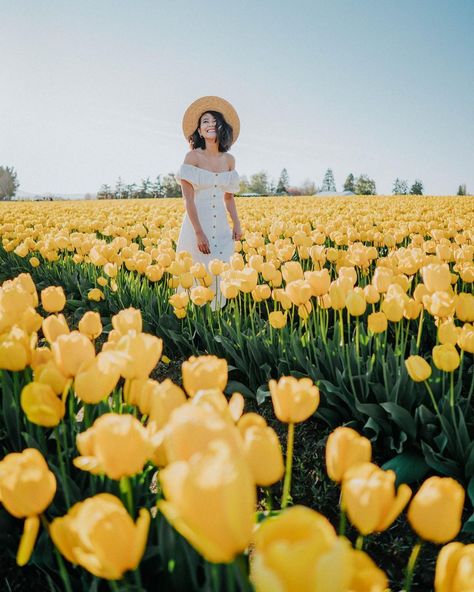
[[29, 256, 40, 267], [407, 476, 464, 543], [404, 299, 423, 320], [434, 542, 474, 592], [304, 268, 331, 296], [345, 290, 366, 316], [455, 292, 474, 322], [372, 267, 393, 293], [163, 403, 243, 463], [112, 307, 143, 335], [42, 313, 70, 343], [145, 379, 187, 431], [325, 427, 372, 482], [329, 283, 346, 310], [238, 415, 284, 486], [52, 330, 96, 377], [269, 376, 320, 423], [50, 493, 150, 580], [341, 462, 412, 535], [114, 331, 163, 379], [41, 286, 66, 313], [381, 295, 404, 322], [281, 261, 304, 283], [158, 441, 255, 564], [74, 413, 154, 479], [422, 263, 452, 293], [209, 259, 225, 275], [367, 311, 388, 334], [74, 351, 124, 404], [0, 330, 30, 371], [458, 323, 474, 354], [0, 448, 56, 517], [405, 355, 432, 382], [432, 343, 461, 372], [181, 355, 228, 397], [34, 359, 69, 394], [78, 310, 103, 340], [269, 310, 287, 329], [20, 381, 65, 427], [363, 284, 380, 304]]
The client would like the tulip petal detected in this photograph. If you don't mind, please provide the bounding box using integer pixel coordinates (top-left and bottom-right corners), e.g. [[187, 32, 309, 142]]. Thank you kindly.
[[16, 515, 40, 566], [378, 483, 412, 531]]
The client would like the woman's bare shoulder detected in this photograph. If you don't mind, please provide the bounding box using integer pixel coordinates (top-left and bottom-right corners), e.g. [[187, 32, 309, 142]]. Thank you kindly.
[[226, 153, 236, 171], [183, 150, 199, 166]]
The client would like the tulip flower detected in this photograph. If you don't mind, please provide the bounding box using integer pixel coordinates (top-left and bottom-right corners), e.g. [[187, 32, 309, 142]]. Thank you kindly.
[[42, 313, 70, 343], [251, 505, 388, 592], [341, 462, 412, 535], [367, 311, 388, 334], [269, 310, 287, 329], [50, 493, 150, 580], [158, 441, 256, 564], [112, 307, 143, 335], [455, 292, 474, 322], [41, 286, 66, 313], [325, 426, 372, 483], [407, 476, 464, 543], [52, 331, 96, 377], [422, 263, 452, 293], [114, 331, 163, 379], [21, 381, 66, 427], [458, 323, 474, 353], [405, 355, 432, 382], [434, 542, 474, 592], [78, 310, 103, 340], [74, 413, 154, 479], [432, 344, 461, 372], [0, 448, 56, 565], [181, 355, 228, 397], [74, 351, 124, 404]]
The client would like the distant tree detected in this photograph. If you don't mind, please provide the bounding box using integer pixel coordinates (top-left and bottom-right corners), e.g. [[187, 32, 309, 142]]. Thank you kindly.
[[97, 184, 113, 199], [125, 183, 137, 199], [84, 193, 95, 200], [162, 173, 181, 197], [343, 173, 355, 192], [321, 168, 336, 192], [410, 179, 424, 195], [0, 166, 19, 200], [355, 174, 376, 195], [114, 177, 124, 199], [151, 175, 164, 198], [393, 178, 409, 195], [138, 177, 152, 199], [457, 184, 467, 196], [238, 175, 250, 194], [301, 179, 317, 195], [248, 171, 269, 195], [276, 168, 289, 194]]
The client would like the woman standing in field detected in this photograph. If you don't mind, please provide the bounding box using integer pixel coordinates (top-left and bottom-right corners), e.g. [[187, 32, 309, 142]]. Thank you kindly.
[[175, 95, 243, 310]]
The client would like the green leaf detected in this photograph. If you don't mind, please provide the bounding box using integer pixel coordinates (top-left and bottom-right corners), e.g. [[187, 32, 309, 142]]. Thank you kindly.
[[224, 381, 255, 400], [380, 402, 417, 440], [256, 385, 270, 405], [382, 451, 430, 486], [461, 512, 474, 534]]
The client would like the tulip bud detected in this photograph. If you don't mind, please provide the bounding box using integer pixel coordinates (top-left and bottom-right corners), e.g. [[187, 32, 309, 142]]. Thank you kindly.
[[325, 427, 372, 482], [458, 323, 474, 354], [345, 290, 367, 316], [434, 542, 474, 592], [367, 311, 388, 334], [42, 313, 70, 343], [112, 307, 143, 335], [21, 381, 65, 427], [432, 343, 460, 372], [269, 376, 320, 423], [342, 462, 412, 534], [52, 331, 96, 377], [41, 286, 66, 313], [407, 476, 464, 543], [181, 355, 228, 397], [405, 355, 432, 382], [455, 292, 474, 322], [269, 310, 287, 329], [78, 311, 102, 340]]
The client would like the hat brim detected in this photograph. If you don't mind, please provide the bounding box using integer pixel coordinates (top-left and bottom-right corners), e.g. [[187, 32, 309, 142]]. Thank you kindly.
[[182, 96, 240, 145]]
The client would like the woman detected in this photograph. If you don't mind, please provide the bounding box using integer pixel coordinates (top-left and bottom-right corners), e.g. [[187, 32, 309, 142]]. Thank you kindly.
[[175, 96, 243, 310]]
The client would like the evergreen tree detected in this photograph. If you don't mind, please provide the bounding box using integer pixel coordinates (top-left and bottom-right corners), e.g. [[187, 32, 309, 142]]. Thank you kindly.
[[355, 174, 376, 195], [321, 168, 336, 192], [457, 184, 467, 196], [115, 177, 124, 199], [393, 178, 409, 195], [139, 177, 152, 199], [0, 166, 19, 200], [162, 173, 181, 197], [276, 168, 289, 194], [152, 175, 163, 198], [343, 173, 355, 192], [410, 179, 424, 195]]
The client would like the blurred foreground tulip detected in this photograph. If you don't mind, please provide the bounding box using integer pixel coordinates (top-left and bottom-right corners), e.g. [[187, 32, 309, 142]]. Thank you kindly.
[[434, 542, 474, 592], [41, 286, 66, 313], [50, 493, 150, 580], [181, 355, 228, 397], [158, 441, 255, 563]]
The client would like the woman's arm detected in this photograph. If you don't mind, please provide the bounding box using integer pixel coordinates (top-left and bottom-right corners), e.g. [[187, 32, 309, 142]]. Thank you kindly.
[[181, 179, 210, 254], [224, 193, 243, 241]]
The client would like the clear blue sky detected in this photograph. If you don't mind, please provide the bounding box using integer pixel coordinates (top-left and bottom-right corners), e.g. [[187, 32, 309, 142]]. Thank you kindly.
[[1, 0, 473, 195]]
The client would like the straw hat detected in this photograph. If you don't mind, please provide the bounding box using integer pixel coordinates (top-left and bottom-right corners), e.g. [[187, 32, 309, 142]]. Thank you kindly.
[[182, 96, 240, 145]]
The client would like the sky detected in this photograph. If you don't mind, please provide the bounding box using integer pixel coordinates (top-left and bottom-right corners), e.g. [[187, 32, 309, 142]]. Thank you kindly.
[[1, 0, 473, 196]]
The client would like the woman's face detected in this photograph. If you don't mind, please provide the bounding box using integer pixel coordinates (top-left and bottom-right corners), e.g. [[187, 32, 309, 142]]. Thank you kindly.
[[198, 112, 217, 142]]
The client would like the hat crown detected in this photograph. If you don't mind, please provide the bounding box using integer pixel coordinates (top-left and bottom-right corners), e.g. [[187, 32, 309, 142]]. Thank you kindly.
[[182, 96, 240, 146]]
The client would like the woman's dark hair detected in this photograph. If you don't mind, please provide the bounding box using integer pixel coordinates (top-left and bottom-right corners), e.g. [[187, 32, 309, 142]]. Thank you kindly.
[[188, 110, 234, 152]]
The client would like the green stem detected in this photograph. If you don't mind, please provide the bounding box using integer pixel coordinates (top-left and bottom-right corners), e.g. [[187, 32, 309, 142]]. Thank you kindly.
[[338, 507, 347, 536], [355, 535, 364, 550], [233, 554, 251, 592], [404, 540, 423, 592], [416, 311, 424, 350], [281, 422, 295, 509], [40, 515, 73, 592], [119, 476, 134, 516], [108, 581, 121, 592], [54, 426, 71, 508]]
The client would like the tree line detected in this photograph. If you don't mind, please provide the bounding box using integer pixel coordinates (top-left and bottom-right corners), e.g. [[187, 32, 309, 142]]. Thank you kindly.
[[0, 165, 470, 200]]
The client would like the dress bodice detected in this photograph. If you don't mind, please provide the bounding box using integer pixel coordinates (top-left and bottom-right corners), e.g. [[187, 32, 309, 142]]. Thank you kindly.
[[175, 164, 240, 194]]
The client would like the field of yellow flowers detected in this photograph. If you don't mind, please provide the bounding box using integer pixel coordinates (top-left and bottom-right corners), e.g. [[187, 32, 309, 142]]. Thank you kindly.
[[0, 195, 473, 591]]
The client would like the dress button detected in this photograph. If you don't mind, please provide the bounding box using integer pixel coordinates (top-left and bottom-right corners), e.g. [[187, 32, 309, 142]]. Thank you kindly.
[[214, 184, 217, 187]]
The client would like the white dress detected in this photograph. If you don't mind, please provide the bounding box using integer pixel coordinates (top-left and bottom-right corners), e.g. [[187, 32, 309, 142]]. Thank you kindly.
[[175, 163, 240, 310]]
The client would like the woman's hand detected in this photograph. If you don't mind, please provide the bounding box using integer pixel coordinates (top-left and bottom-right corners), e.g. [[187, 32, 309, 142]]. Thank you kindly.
[[232, 223, 243, 241], [195, 229, 211, 254]]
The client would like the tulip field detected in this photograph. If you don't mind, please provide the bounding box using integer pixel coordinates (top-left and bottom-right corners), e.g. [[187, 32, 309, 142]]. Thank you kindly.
[[0, 194, 473, 591]]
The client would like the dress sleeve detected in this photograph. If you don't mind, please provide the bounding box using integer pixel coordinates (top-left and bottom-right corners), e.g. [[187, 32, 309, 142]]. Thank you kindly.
[[226, 171, 240, 194], [175, 164, 198, 188]]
